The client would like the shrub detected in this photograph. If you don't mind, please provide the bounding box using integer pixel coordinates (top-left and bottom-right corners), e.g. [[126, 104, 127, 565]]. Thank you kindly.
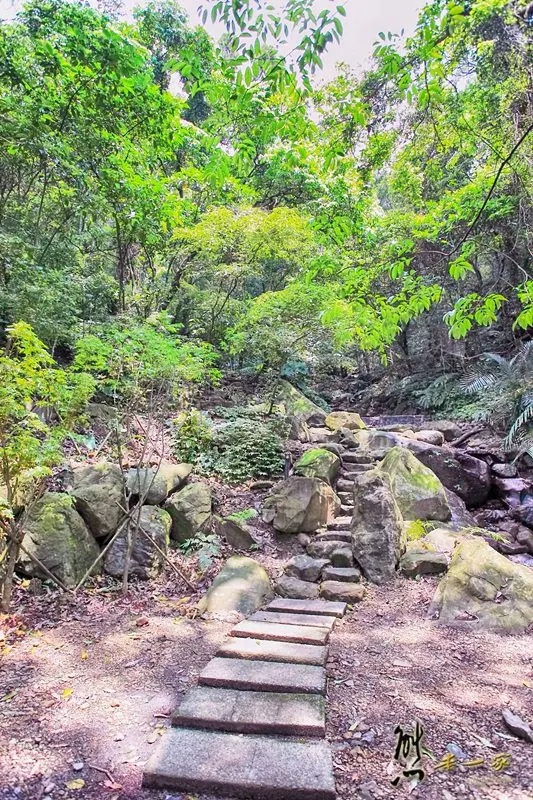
[[200, 418, 285, 483], [172, 409, 213, 463]]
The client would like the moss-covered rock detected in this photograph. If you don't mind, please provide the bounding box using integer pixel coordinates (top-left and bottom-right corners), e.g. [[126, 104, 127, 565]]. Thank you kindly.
[[164, 482, 212, 543], [400, 550, 449, 578], [71, 462, 125, 539], [275, 380, 327, 426], [325, 411, 366, 431], [293, 448, 340, 484], [18, 493, 99, 586], [429, 539, 533, 632], [126, 462, 192, 505], [197, 556, 272, 616], [262, 477, 340, 533], [379, 447, 452, 522], [104, 505, 171, 579]]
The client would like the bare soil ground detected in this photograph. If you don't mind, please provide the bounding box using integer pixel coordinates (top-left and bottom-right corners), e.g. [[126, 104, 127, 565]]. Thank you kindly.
[[1, 567, 531, 800]]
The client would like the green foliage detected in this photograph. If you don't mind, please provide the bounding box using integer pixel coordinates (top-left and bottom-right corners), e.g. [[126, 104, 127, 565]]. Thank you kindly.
[[227, 508, 258, 522], [200, 419, 285, 484], [0, 322, 94, 505], [172, 408, 213, 463], [72, 316, 220, 402], [178, 532, 221, 572]]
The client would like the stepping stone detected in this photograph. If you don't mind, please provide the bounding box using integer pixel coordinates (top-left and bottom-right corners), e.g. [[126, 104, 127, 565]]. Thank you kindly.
[[337, 492, 353, 504], [331, 547, 354, 568], [172, 686, 326, 737], [322, 566, 361, 582], [336, 478, 355, 492], [143, 727, 336, 799], [340, 504, 354, 515], [343, 452, 374, 464], [284, 554, 329, 582], [320, 580, 365, 603], [218, 637, 327, 665], [307, 539, 345, 559], [328, 516, 352, 530], [251, 610, 336, 630], [341, 465, 371, 476], [317, 530, 351, 543], [276, 574, 319, 599], [199, 657, 327, 694], [268, 597, 346, 617], [231, 619, 329, 646]]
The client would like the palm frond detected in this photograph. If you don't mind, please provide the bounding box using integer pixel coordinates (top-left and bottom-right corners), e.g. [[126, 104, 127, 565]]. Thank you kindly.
[[504, 399, 533, 449]]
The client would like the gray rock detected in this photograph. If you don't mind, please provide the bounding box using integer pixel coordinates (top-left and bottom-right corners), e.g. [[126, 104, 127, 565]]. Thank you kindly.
[[19, 493, 99, 587], [262, 477, 340, 533], [351, 471, 405, 584], [165, 482, 212, 542], [288, 415, 311, 443], [275, 574, 319, 599], [307, 539, 345, 559], [126, 462, 192, 505], [275, 380, 328, 425], [424, 420, 462, 441], [492, 463, 518, 479], [320, 581, 365, 603], [379, 447, 451, 521], [406, 440, 490, 507], [104, 505, 171, 579], [71, 462, 125, 538], [516, 527, 533, 555], [502, 708, 533, 744], [415, 429, 445, 446], [284, 555, 329, 582], [197, 556, 271, 616], [216, 516, 256, 550], [293, 449, 340, 485], [322, 566, 361, 582], [297, 533, 312, 548], [514, 503, 533, 530], [330, 547, 354, 568], [400, 550, 449, 578]]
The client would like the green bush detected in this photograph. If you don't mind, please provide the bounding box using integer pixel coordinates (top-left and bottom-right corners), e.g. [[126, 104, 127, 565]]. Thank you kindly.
[[200, 418, 285, 483], [172, 409, 213, 463]]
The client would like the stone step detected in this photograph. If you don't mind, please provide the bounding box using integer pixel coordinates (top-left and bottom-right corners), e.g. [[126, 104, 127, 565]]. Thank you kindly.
[[327, 516, 352, 531], [336, 478, 355, 493], [231, 619, 329, 646], [199, 657, 327, 694], [143, 727, 336, 799], [342, 452, 375, 464], [341, 464, 372, 476], [321, 581, 365, 604], [267, 597, 346, 618], [340, 504, 354, 516], [218, 637, 327, 665], [316, 530, 351, 543], [322, 566, 360, 583], [172, 686, 326, 737], [251, 610, 336, 630], [330, 546, 354, 568], [337, 492, 354, 504]]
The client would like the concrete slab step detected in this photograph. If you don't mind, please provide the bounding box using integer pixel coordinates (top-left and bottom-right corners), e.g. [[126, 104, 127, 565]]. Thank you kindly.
[[327, 516, 352, 530], [317, 530, 351, 543], [143, 727, 336, 799], [250, 610, 336, 630], [172, 686, 325, 737], [268, 597, 346, 617], [218, 637, 327, 665], [231, 619, 329, 646], [322, 566, 361, 583], [199, 657, 326, 694]]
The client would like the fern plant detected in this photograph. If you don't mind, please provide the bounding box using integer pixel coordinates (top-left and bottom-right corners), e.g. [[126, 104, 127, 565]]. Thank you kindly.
[[461, 343, 533, 457]]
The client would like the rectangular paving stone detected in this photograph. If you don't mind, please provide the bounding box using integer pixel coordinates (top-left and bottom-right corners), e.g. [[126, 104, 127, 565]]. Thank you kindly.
[[328, 517, 352, 530], [217, 637, 326, 665], [143, 727, 336, 799], [231, 619, 329, 645], [317, 530, 351, 542], [172, 686, 325, 736], [251, 610, 336, 630], [199, 657, 326, 694], [268, 597, 346, 618]]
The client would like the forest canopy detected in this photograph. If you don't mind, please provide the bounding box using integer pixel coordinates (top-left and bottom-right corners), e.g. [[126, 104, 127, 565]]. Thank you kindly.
[[0, 0, 531, 387]]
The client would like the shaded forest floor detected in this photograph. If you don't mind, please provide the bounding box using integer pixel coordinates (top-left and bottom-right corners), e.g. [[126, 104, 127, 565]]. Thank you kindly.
[[1, 572, 532, 800]]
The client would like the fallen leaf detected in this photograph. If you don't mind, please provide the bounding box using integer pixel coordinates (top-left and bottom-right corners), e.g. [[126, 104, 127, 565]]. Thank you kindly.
[[104, 780, 122, 790], [1, 690, 18, 703], [135, 617, 149, 627], [62, 688, 73, 699], [146, 731, 158, 743], [66, 778, 85, 790], [80, 650, 89, 661]]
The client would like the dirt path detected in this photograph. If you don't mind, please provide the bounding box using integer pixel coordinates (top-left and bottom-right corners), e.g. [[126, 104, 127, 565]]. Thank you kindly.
[[1, 574, 532, 800]]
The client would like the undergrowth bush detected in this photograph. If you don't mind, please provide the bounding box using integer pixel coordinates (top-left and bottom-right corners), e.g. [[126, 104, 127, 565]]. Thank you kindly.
[[199, 418, 285, 483], [172, 409, 214, 463]]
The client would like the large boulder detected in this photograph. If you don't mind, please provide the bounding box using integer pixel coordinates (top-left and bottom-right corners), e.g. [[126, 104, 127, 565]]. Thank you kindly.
[[71, 462, 125, 539], [164, 482, 212, 543], [275, 380, 327, 426], [126, 462, 192, 505], [262, 477, 340, 533], [197, 556, 271, 616], [379, 447, 451, 522], [215, 516, 256, 550], [400, 550, 449, 578], [423, 420, 462, 442], [429, 539, 533, 632], [325, 411, 366, 431], [406, 440, 490, 507], [19, 493, 99, 587], [352, 429, 404, 459], [351, 471, 405, 584], [293, 448, 340, 485], [104, 506, 171, 579]]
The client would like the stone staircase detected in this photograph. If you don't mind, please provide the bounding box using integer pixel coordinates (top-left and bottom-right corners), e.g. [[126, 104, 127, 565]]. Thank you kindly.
[[277, 428, 376, 603], [143, 597, 347, 799]]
